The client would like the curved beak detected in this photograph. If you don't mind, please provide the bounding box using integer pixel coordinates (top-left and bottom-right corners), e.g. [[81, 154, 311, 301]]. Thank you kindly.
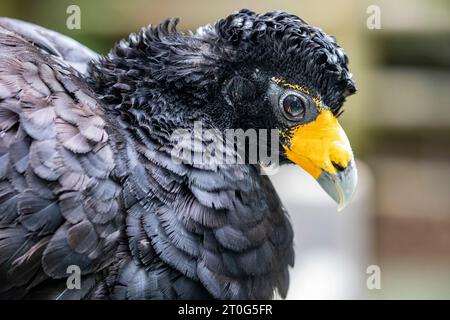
[[316, 159, 357, 211], [282, 109, 357, 210]]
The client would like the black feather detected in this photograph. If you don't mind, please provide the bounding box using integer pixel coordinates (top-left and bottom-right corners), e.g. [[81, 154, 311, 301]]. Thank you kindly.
[[0, 8, 358, 299]]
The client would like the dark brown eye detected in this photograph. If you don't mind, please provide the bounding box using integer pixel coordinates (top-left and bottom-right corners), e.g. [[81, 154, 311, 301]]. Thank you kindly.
[[281, 94, 306, 119]]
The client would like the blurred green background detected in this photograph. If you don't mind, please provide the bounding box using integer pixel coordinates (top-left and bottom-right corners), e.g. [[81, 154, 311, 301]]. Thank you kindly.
[[1, 0, 449, 299]]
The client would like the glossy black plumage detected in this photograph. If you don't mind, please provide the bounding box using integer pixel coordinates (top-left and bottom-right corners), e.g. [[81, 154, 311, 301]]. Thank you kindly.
[[0, 10, 354, 299]]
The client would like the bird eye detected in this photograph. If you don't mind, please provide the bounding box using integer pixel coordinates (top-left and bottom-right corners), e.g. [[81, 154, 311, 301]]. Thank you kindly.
[[281, 94, 306, 120]]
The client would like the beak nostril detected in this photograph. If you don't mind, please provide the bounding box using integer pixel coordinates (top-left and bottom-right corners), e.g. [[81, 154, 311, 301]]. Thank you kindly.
[[332, 161, 346, 173]]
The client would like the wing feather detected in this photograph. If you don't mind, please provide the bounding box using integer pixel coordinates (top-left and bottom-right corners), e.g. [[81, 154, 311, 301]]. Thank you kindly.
[[0, 24, 120, 298]]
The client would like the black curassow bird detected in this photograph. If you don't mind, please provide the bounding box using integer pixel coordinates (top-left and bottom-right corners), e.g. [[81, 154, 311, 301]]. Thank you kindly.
[[0, 10, 357, 299]]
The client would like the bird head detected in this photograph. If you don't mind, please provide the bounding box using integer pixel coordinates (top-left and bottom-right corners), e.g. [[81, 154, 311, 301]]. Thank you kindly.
[[92, 9, 357, 209], [201, 10, 358, 209]]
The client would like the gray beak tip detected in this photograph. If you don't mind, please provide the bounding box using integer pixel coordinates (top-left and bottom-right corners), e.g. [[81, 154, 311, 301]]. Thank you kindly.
[[316, 160, 358, 211]]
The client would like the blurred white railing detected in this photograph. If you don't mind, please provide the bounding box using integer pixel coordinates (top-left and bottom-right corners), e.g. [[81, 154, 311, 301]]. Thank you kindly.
[[269, 160, 375, 299]]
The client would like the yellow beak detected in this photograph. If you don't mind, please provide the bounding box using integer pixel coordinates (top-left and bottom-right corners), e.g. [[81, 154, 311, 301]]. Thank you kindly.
[[283, 109, 357, 210]]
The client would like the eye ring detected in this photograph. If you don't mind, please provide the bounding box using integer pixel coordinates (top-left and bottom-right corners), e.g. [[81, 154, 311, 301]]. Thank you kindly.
[[279, 92, 307, 121]]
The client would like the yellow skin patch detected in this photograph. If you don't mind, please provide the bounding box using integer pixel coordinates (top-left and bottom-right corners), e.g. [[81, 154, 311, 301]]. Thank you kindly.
[[273, 77, 356, 208], [272, 77, 322, 107], [273, 76, 353, 179], [282, 109, 353, 179]]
